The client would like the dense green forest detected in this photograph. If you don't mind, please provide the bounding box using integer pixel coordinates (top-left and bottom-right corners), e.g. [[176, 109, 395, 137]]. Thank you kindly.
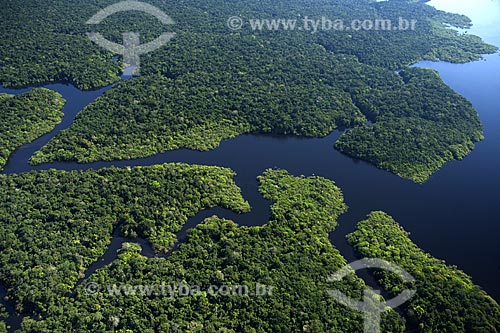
[[335, 67, 484, 182], [1, 166, 499, 331], [347, 211, 500, 332], [0, 1, 123, 90], [11, 169, 405, 332], [0, 164, 248, 323], [316, 1, 496, 68], [0, 0, 494, 90], [0, 89, 65, 170], [1, 0, 497, 181]]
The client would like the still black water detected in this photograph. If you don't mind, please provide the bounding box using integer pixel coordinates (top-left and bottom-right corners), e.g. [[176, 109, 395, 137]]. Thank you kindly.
[[0, 2, 499, 329]]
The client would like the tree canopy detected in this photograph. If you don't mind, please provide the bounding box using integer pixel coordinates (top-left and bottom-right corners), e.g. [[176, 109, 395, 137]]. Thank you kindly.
[[0, 89, 65, 170], [12, 169, 406, 333], [0, 163, 248, 321], [347, 211, 500, 332]]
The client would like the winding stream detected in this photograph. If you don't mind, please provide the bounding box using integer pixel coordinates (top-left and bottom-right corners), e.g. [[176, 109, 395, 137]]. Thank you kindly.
[[1, 1, 499, 331]]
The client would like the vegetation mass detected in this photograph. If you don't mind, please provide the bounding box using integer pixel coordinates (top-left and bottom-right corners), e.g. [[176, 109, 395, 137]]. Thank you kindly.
[[0, 89, 65, 170], [0, 163, 248, 325], [347, 211, 500, 332], [12, 169, 406, 333]]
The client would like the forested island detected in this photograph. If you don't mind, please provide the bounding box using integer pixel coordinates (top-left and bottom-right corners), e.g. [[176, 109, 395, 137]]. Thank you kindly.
[[334, 68, 484, 182], [0, 89, 65, 171], [348, 211, 500, 332]]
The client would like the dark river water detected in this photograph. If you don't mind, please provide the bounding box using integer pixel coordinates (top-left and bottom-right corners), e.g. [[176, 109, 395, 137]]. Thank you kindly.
[[0, 0, 499, 330]]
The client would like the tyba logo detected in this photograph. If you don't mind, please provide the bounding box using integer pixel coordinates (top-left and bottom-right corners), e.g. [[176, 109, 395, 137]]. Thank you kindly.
[[86, 0, 175, 75]]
